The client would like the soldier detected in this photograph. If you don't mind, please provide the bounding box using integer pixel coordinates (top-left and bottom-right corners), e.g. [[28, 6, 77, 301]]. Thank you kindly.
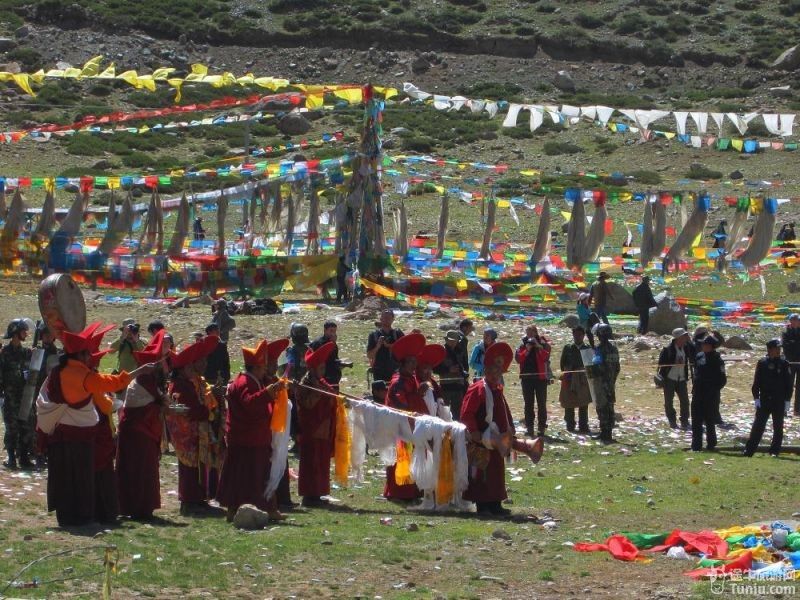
[[743, 339, 793, 457], [1, 319, 33, 470], [587, 324, 620, 443], [691, 335, 727, 452]]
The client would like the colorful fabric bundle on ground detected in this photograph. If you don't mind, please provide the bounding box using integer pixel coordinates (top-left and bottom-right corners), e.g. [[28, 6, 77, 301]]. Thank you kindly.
[[574, 523, 800, 580]]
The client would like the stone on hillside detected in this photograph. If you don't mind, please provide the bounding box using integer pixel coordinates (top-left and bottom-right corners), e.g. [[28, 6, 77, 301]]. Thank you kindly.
[[772, 45, 800, 70], [553, 70, 576, 93], [647, 292, 687, 335], [0, 37, 17, 51], [14, 25, 31, 39], [605, 282, 637, 315], [723, 335, 752, 350], [411, 56, 430, 74], [277, 112, 311, 136], [233, 504, 270, 530], [633, 339, 653, 352], [92, 159, 112, 170], [770, 86, 793, 97], [560, 314, 581, 329]]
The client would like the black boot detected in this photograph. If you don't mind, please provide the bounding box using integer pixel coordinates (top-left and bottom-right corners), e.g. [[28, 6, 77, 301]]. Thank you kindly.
[[18, 451, 33, 470], [3, 449, 17, 470]]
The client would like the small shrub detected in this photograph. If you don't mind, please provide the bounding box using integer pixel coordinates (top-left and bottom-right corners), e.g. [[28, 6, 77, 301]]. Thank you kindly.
[[401, 136, 435, 152], [501, 126, 533, 139], [574, 13, 603, 29], [6, 47, 43, 70], [780, 0, 800, 16], [543, 140, 582, 155], [685, 165, 722, 180], [615, 13, 648, 34], [122, 151, 157, 168], [243, 8, 261, 18], [536, 3, 556, 13], [734, 0, 757, 8], [629, 170, 663, 185]]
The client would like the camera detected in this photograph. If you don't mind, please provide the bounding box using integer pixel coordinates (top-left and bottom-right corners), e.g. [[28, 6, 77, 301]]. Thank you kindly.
[[127, 323, 140, 334]]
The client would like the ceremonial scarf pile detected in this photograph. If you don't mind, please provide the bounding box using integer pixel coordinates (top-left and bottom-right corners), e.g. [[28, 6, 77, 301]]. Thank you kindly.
[[346, 398, 469, 509]]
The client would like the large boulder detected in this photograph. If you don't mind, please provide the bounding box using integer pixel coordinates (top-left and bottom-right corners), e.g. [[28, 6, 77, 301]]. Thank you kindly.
[[233, 504, 270, 530], [772, 45, 800, 70], [560, 314, 581, 329], [277, 112, 311, 136], [723, 335, 752, 350], [553, 70, 576, 93], [647, 292, 687, 335], [605, 282, 637, 315]]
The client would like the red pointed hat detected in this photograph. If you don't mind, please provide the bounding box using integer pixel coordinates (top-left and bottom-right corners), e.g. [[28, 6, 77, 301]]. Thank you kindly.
[[171, 334, 219, 370], [62, 322, 111, 355], [134, 330, 166, 366], [242, 339, 269, 368], [484, 341, 513, 373], [87, 324, 116, 353], [88, 349, 112, 369], [417, 344, 446, 368], [266, 338, 290, 363], [390, 332, 426, 361], [305, 341, 335, 369]]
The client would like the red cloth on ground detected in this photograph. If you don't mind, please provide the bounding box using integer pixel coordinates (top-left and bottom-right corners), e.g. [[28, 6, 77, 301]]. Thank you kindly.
[[685, 551, 753, 579], [650, 529, 728, 559], [296, 374, 336, 498], [574, 534, 643, 562], [383, 372, 426, 500], [460, 379, 514, 503]]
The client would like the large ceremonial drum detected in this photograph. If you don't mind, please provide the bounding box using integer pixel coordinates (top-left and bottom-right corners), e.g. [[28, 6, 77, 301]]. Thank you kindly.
[[38, 273, 86, 339]]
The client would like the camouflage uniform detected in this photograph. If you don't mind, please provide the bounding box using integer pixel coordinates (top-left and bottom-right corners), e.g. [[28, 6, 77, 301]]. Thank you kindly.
[[588, 340, 620, 441], [0, 343, 33, 462]]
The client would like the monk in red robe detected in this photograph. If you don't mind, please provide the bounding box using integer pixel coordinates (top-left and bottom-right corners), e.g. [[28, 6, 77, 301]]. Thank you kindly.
[[461, 342, 515, 516], [165, 335, 222, 515], [295, 341, 337, 508], [117, 330, 170, 520], [85, 323, 122, 524], [384, 332, 427, 501], [36, 322, 154, 527], [265, 338, 294, 510], [217, 339, 287, 522]]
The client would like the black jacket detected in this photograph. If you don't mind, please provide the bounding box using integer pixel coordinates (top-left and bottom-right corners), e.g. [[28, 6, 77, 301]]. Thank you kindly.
[[204, 341, 231, 384], [633, 282, 657, 310], [658, 341, 696, 380], [752, 356, 793, 406], [310, 334, 341, 385], [781, 327, 800, 362], [692, 350, 726, 398]]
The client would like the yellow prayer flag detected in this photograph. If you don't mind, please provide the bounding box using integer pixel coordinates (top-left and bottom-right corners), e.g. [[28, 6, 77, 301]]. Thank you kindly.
[[12, 73, 35, 96], [561, 210, 572, 222], [44, 177, 55, 193], [98, 65, 116, 79], [456, 279, 467, 291], [732, 139, 744, 152], [107, 177, 121, 190], [691, 233, 702, 248], [80, 55, 104, 77], [497, 199, 510, 208], [333, 88, 363, 105], [305, 93, 324, 109]]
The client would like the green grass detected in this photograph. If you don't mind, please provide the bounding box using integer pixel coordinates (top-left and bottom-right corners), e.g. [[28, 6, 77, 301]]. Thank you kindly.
[[1, 430, 798, 597]]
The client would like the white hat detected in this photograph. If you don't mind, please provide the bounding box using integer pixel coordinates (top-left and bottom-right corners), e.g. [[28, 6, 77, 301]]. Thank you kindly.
[[672, 328, 689, 339]]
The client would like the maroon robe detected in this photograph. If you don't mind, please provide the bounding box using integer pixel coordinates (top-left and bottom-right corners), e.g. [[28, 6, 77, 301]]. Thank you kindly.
[[296, 373, 336, 498], [167, 376, 210, 503], [384, 372, 426, 500], [460, 379, 514, 503], [117, 374, 164, 518], [216, 372, 277, 512], [92, 409, 118, 523]]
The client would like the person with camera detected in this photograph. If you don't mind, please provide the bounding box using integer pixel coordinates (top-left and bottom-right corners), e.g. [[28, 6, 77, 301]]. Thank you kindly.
[[366, 309, 404, 383], [558, 325, 592, 434], [657, 328, 694, 430], [310, 321, 352, 392], [109, 319, 145, 375], [515, 325, 552, 437], [469, 328, 497, 381]]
